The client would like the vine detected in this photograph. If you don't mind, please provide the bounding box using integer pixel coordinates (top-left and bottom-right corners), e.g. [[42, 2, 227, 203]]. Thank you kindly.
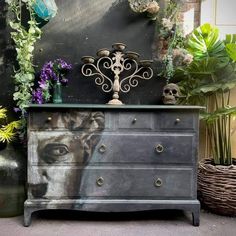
[[6, 0, 41, 119]]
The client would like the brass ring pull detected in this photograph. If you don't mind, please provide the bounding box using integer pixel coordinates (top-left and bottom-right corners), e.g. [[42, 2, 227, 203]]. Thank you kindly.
[[154, 178, 163, 187], [98, 144, 106, 153], [132, 118, 137, 124], [155, 144, 164, 153], [96, 177, 104, 187]]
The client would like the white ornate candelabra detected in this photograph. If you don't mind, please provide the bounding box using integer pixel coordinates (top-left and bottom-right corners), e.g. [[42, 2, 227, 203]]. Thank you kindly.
[[81, 43, 153, 105]]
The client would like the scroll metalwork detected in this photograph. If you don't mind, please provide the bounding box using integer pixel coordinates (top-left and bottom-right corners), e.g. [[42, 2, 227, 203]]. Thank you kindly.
[[81, 43, 153, 105]]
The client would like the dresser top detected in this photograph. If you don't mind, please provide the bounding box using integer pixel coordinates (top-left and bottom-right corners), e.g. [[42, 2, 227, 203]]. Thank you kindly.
[[28, 104, 204, 110]]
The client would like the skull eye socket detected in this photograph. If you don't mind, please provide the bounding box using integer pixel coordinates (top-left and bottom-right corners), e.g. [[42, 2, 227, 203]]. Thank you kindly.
[[172, 89, 177, 95], [164, 89, 170, 94]]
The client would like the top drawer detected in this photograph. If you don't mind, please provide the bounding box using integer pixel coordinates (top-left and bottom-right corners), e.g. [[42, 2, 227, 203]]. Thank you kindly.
[[29, 109, 198, 132], [29, 110, 106, 131]]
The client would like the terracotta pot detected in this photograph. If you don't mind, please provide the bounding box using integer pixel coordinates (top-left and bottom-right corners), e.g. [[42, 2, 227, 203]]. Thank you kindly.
[[0, 143, 26, 217], [198, 158, 236, 216]]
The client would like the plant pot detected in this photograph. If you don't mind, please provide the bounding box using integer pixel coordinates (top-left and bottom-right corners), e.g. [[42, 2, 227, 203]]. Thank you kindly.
[[198, 158, 236, 216], [0, 143, 26, 217]]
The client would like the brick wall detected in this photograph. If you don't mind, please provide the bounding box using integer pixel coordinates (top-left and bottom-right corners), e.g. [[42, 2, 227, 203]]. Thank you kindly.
[[179, 0, 201, 34]]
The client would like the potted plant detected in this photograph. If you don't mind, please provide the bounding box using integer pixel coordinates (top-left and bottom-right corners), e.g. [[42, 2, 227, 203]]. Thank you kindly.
[[0, 106, 25, 217], [176, 23, 236, 216], [32, 58, 72, 104]]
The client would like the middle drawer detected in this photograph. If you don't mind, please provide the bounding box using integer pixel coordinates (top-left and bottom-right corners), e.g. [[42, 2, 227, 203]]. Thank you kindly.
[[28, 132, 196, 165]]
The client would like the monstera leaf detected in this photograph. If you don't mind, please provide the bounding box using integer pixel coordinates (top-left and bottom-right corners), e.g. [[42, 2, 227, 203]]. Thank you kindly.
[[187, 23, 229, 66], [224, 34, 236, 61]]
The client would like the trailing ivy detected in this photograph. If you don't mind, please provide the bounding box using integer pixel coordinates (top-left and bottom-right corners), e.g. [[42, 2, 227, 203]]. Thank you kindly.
[[7, 0, 41, 118]]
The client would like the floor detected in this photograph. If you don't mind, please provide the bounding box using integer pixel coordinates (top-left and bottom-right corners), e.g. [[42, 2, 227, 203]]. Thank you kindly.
[[0, 209, 235, 236]]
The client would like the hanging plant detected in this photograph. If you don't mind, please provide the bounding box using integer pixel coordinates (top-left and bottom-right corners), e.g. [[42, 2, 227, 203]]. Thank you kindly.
[[6, 0, 42, 132], [128, 0, 188, 83], [128, 0, 160, 19]]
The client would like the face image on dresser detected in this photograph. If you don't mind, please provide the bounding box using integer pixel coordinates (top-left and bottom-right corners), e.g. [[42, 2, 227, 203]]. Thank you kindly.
[[28, 111, 105, 200]]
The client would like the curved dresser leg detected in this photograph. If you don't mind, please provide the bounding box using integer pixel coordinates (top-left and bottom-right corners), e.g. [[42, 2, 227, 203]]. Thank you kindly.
[[192, 209, 200, 226]]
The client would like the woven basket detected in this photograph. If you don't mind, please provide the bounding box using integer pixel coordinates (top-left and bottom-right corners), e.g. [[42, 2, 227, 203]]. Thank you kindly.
[[198, 159, 236, 216]]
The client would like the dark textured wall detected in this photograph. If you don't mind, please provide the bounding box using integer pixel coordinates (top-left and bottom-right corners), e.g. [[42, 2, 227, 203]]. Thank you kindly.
[[34, 0, 164, 105], [1, 0, 168, 107], [0, 1, 15, 110]]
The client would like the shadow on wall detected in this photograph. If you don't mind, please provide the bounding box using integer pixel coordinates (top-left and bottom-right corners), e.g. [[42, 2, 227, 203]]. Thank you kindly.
[[0, 1, 16, 112], [34, 0, 165, 105]]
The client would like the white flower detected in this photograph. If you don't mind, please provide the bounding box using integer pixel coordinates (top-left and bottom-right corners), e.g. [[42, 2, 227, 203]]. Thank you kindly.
[[172, 49, 183, 58], [162, 18, 173, 30], [146, 1, 160, 14], [183, 54, 194, 65]]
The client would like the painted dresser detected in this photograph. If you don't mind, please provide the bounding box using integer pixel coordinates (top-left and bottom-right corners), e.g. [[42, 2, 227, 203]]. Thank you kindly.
[[24, 104, 202, 226]]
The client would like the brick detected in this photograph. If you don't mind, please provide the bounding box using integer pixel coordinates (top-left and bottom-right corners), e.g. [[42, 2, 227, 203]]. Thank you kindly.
[[180, 3, 201, 12]]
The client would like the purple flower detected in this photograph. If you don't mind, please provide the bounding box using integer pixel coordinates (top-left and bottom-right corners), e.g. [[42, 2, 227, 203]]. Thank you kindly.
[[38, 80, 47, 89], [32, 88, 44, 104], [13, 107, 21, 113], [32, 58, 72, 104]]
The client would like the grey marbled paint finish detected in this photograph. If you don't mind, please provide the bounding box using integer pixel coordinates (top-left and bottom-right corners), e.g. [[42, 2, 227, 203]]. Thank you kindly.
[[25, 105, 201, 227]]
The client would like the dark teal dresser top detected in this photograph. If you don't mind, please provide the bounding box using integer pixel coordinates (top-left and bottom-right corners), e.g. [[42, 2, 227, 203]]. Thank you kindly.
[[29, 104, 204, 110]]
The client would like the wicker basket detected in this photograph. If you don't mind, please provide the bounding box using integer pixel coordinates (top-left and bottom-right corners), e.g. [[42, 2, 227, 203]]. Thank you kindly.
[[198, 158, 236, 216]]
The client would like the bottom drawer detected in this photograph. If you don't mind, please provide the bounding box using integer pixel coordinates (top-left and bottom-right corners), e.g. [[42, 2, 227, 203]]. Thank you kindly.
[[28, 166, 195, 199]]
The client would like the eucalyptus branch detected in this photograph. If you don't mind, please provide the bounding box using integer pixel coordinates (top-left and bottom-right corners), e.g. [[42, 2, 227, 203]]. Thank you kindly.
[[7, 0, 41, 118]]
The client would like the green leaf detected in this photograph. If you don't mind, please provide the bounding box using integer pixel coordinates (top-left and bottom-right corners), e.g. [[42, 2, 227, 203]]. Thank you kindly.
[[187, 23, 229, 65], [226, 44, 236, 61]]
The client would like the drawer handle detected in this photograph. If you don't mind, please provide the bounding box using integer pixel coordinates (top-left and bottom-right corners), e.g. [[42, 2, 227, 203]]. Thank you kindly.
[[154, 178, 163, 187], [47, 116, 52, 122], [96, 177, 104, 187], [175, 118, 181, 123], [155, 144, 164, 153], [132, 118, 137, 124], [98, 144, 106, 153]]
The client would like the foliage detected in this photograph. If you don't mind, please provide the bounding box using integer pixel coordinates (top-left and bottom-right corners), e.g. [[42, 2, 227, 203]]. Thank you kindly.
[[156, 0, 190, 83], [32, 59, 72, 104], [128, 1, 188, 83], [128, 0, 160, 19], [177, 23, 236, 165], [7, 0, 41, 117], [0, 106, 21, 143]]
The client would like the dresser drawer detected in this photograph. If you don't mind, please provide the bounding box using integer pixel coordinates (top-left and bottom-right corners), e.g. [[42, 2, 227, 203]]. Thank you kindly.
[[27, 166, 194, 199], [116, 112, 153, 130], [93, 133, 196, 164], [80, 167, 194, 199], [28, 132, 196, 165], [29, 110, 106, 131], [156, 111, 197, 131]]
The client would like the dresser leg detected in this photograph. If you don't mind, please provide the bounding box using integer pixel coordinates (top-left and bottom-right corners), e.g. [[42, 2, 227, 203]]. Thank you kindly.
[[24, 208, 32, 227], [192, 209, 200, 226]]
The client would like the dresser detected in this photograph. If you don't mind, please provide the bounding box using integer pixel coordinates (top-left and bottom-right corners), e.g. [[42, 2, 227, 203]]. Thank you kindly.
[[24, 104, 202, 226]]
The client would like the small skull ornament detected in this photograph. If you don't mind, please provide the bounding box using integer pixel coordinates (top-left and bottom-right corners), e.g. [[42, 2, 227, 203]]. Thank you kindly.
[[162, 83, 180, 105]]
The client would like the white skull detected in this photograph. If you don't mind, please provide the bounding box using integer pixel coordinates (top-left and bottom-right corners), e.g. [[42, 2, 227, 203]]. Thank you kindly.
[[162, 83, 180, 105]]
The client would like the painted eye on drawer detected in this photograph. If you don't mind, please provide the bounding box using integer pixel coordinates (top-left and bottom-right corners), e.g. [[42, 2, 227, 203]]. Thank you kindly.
[[49, 145, 69, 156], [41, 143, 69, 163]]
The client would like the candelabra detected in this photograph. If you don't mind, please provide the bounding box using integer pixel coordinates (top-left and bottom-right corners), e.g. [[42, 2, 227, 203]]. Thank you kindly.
[[81, 43, 153, 105]]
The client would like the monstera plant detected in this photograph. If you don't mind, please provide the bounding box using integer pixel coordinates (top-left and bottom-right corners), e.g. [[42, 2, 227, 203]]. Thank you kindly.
[[177, 23, 236, 216]]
